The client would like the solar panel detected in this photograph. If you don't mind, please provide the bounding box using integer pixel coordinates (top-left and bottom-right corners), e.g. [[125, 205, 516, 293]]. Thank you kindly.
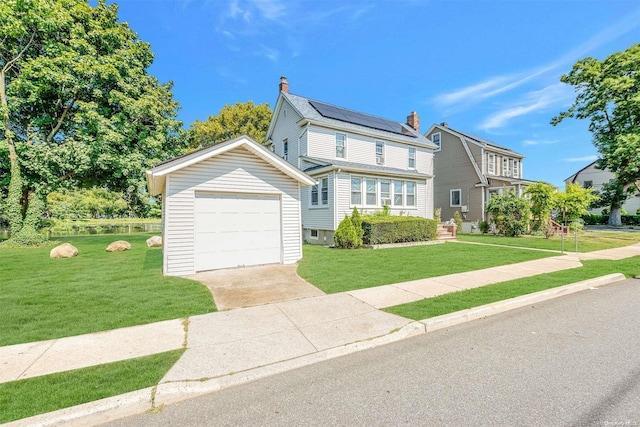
[[309, 100, 415, 137]]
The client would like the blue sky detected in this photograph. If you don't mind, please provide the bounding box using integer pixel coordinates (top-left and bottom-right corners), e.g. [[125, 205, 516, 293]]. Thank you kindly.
[[110, 0, 640, 188]]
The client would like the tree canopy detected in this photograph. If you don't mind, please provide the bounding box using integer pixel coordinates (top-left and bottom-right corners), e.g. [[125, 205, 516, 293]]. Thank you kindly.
[[552, 43, 640, 224], [187, 101, 272, 150], [0, 0, 184, 241]]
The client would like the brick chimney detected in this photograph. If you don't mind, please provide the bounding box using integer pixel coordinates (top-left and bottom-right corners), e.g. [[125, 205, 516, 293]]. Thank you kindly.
[[279, 76, 289, 93], [440, 122, 448, 128], [407, 111, 419, 132]]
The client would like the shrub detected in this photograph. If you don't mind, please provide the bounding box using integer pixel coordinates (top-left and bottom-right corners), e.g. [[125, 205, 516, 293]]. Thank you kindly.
[[479, 221, 490, 234], [334, 215, 360, 249], [351, 207, 363, 246], [361, 216, 438, 245], [621, 215, 640, 226], [453, 211, 462, 230], [485, 190, 530, 237]]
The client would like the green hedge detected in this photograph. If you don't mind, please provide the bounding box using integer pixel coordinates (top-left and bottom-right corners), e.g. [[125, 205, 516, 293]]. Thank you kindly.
[[361, 216, 438, 245], [582, 214, 640, 226]]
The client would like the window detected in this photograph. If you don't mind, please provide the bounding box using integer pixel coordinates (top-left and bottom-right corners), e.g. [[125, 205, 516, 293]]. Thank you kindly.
[[335, 133, 346, 159], [502, 157, 510, 177], [366, 178, 377, 205], [283, 138, 288, 161], [393, 181, 403, 206], [310, 229, 318, 239], [351, 177, 362, 205], [450, 189, 462, 207], [376, 141, 385, 165], [583, 180, 593, 189], [487, 153, 496, 175], [380, 180, 391, 206], [311, 177, 328, 206], [408, 147, 416, 169], [406, 182, 416, 206], [513, 160, 519, 178], [431, 132, 441, 151]]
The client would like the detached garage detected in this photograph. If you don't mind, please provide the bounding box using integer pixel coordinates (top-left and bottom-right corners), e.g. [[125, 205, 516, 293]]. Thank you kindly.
[[146, 135, 315, 276]]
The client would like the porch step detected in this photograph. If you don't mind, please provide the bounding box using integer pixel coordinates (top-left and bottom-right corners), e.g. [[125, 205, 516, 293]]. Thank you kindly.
[[437, 224, 457, 240]]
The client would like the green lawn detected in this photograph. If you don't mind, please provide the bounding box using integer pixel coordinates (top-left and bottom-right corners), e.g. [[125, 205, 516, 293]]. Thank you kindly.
[[0, 234, 215, 346], [384, 256, 640, 320], [297, 243, 555, 294], [0, 349, 183, 424], [457, 230, 640, 252]]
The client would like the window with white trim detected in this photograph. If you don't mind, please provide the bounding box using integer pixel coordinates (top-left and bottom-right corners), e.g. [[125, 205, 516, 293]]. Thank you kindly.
[[351, 177, 362, 205], [502, 157, 510, 177], [450, 189, 462, 207], [375, 141, 385, 165], [406, 182, 416, 206], [431, 132, 441, 151], [310, 229, 318, 239], [487, 153, 496, 175], [408, 147, 416, 169], [335, 133, 346, 159], [311, 177, 328, 206], [366, 178, 377, 205], [513, 160, 519, 178], [380, 180, 391, 206], [583, 180, 593, 189], [393, 181, 403, 206], [283, 138, 288, 161]]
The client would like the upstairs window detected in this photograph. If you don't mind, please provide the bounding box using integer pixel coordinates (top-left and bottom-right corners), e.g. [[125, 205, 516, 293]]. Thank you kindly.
[[583, 180, 593, 188], [311, 177, 328, 206], [408, 147, 416, 169], [502, 157, 510, 177], [375, 141, 385, 165], [513, 160, 519, 178], [487, 153, 496, 175], [431, 132, 441, 151], [335, 133, 346, 159], [393, 181, 403, 206], [283, 138, 288, 161]]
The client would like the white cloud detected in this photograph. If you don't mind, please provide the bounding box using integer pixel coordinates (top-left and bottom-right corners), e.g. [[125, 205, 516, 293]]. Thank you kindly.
[[479, 83, 574, 131], [251, 0, 286, 20], [434, 8, 640, 111], [565, 155, 598, 162], [523, 139, 558, 146], [255, 45, 280, 62]]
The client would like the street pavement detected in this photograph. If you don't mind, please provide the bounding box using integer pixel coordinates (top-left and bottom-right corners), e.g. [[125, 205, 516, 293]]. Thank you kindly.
[[100, 278, 640, 427], [2, 242, 640, 426]]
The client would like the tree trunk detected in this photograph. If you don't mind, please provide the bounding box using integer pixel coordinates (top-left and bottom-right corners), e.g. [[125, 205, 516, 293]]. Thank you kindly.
[[608, 206, 622, 226]]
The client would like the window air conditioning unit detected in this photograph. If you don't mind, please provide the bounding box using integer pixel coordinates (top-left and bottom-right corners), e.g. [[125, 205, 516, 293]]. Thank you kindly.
[[382, 198, 391, 206], [376, 157, 384, 165], [461, 205, 469, 213]]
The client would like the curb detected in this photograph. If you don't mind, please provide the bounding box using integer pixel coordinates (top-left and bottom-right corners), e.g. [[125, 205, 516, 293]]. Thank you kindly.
[[5, 273, 627, 427]]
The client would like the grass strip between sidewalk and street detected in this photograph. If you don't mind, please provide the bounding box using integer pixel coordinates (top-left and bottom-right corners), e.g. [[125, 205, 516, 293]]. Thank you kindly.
[[0, 349, 184, 424], [298, 243, 555, 294], [0, 234, 215, 346], [384, 256, 640, 320]]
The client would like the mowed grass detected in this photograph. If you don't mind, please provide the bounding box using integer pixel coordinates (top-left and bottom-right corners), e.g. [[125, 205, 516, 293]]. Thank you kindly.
[[0, 234, 215, 346], [384, 256, 640, 320], [0, 349, 183, 424], [457, 230, 640, 252], [297, 243, 555, 294]]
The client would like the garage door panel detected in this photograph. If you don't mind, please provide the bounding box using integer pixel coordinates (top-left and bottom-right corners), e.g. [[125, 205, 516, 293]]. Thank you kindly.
[[194, 193, 282, 271]]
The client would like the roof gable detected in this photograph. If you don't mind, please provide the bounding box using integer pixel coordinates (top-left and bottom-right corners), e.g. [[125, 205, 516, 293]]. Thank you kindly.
[[425, 124, 524, 158], [146, 135, 315, 196]]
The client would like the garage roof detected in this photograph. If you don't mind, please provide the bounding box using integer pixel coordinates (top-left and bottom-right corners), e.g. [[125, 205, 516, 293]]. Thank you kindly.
[[146, 135, 316, 196]]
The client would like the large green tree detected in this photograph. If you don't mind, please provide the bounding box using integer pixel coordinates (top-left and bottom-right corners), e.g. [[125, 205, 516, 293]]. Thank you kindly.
[[552, 43, 640, 226], [188, 101, 272, 150], [0, 0, 183, 242]]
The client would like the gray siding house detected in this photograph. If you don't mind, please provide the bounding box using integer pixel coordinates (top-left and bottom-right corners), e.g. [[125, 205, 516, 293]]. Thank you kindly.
[[425, 124, 535, 223], [266, 77, 436, 245]]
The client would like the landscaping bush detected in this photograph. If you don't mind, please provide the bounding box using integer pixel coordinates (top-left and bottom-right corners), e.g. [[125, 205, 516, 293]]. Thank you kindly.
[[361, 216, 438, 245], [351, 207, 364, 245], [581, 213, 608, 225], [621, 215, 640, 226], [453, 211, 462, 230], [334, 215, 360, 249], [479, 220, 490, 234]]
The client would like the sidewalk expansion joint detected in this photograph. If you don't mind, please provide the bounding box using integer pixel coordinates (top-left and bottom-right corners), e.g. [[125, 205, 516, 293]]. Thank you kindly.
[[272, 303, 319, 352], [16, 339, 56, 381]]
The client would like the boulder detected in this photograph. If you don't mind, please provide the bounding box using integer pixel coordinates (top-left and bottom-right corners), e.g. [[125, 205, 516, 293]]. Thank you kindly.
[[50, 243, 78, 259], [106, 240, 131, 252], [146, 235, 162, 248]]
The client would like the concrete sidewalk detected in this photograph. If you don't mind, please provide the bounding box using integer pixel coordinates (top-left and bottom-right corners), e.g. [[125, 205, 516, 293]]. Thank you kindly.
[[3, 242, 640, 426]]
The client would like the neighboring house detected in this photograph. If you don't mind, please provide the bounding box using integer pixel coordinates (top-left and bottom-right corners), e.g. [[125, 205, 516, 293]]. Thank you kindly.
[[146, 135, 315, 276], [565, 161, 640, 215], [425, 123, 535, 223], [265, 77, 437, 245]]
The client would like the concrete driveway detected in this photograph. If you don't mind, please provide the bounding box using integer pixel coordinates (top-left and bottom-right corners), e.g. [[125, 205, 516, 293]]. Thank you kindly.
[[189, 264, 325, 310]]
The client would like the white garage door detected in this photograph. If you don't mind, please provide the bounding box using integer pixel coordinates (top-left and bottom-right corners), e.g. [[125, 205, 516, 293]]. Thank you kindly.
[[194, 193, 282, 271]]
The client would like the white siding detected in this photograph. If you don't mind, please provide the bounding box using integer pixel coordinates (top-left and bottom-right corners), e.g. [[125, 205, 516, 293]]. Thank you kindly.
[[163, 147, 302, 276], [300, 172, 335, 231], [271, 99, 303, 167]]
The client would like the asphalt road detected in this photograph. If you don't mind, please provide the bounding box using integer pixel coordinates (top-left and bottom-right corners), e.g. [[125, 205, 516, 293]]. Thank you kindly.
[[102, 278, 640, 427]]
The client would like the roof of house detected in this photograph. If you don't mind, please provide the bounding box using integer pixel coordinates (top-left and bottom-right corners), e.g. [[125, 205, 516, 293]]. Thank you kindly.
[[146, 135, 316, 196], [427, 123, 522, 157], [301, 156, 431, 179], [280, 92, 436, 149], [564, 160, 599, 183]]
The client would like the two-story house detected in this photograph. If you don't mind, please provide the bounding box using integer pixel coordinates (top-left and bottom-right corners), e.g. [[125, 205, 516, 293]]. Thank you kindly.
[[425, 123, 534, 224], [266, 77, 437, 245], [565, 161, 640, 215]]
